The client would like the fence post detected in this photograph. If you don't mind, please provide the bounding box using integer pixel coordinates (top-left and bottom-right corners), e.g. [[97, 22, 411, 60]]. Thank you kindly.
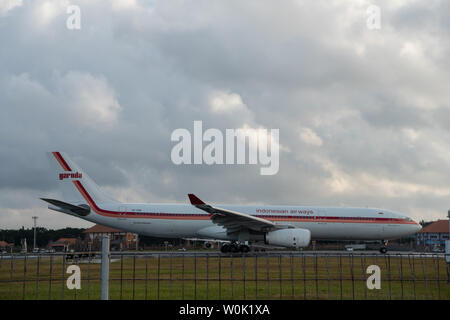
[[101, 235, 110, 300], [446, 240, 450, 283]]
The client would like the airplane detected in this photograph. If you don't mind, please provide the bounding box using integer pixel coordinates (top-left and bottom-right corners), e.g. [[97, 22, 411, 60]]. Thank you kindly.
[[42, 152, 422, 254]]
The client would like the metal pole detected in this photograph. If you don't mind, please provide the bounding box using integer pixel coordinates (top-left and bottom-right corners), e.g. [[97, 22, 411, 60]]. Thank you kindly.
[[32, 216, 38, 251], [446, 211, 450, 281], [101, 235, 110, 300], [447, 210, 450, 254]]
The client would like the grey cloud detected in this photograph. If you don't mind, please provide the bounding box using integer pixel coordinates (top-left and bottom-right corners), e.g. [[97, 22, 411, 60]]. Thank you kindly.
[[1, 0, 450, 229]]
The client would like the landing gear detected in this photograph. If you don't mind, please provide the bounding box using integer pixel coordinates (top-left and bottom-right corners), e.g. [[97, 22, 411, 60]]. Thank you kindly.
[[220, 242, 250, 254], [379, 240, 388, 254], [220, 243, 231, 253], [230, 244, 240, 253]]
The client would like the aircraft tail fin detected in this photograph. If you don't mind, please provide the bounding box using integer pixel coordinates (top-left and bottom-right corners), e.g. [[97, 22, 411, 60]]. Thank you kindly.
[[47, 152, 119, 205]]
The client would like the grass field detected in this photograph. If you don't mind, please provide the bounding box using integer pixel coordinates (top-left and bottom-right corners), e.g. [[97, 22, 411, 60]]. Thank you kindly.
[[1, 253, 449, 300]]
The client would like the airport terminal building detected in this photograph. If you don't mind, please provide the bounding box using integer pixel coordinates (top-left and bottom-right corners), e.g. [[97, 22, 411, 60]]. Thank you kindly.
[[83, 224, 138, 251], [416, 219, 449, 249]]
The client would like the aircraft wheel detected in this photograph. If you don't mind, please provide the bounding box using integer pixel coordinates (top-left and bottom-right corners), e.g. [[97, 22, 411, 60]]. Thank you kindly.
[[221, 244, 230, 253], [231, 244, 240, 253]]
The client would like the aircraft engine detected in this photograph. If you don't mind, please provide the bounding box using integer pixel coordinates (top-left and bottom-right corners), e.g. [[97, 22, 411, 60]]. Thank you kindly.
[[265, 228, 311, 248], [204, 241, 213, 249]]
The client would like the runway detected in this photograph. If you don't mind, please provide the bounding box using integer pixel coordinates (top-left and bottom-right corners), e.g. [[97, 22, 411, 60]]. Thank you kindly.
[[0, 250, 446, 260], [116, 250, 446, 259]]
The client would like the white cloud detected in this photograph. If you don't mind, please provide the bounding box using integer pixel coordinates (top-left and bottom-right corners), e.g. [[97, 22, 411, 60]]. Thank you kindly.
[[111, 0, 140, 11], [61, 72, 122, 130], [316, 155, 450, 200], [1, 0, 450, 229], [299, 128, 323, 146], [0, 0, 22, 15], [32, 0, 69, 27], [209, 91, 247, 114]]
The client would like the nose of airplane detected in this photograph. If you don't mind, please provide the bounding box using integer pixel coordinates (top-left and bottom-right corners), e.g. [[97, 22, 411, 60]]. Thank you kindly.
[[414, 222, 422, 232]]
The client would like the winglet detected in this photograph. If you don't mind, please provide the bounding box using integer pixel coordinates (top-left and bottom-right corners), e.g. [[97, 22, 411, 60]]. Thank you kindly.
[[188, 194, 205, 205]]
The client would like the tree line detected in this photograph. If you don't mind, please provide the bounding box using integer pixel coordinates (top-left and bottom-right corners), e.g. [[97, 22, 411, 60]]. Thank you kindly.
[[0, 227, 85, 247], [0, 227, 185, 248]]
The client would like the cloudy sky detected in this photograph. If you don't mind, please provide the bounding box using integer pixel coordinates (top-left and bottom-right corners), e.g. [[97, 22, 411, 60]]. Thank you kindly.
[[1, 0, 449, 230]]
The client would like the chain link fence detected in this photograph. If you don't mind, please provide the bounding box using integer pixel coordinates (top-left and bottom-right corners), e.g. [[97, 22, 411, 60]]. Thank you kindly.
[[1, 249, 449, 300]]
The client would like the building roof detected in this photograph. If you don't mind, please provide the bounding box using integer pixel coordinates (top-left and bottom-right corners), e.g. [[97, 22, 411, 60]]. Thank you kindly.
[[55, 238, 78, 245], [419, 219, 449, 233], [50, 243, 66, 247], [83, 224, 124, 234], [49, 238, 77, 247], [0, 241, 13, 247]]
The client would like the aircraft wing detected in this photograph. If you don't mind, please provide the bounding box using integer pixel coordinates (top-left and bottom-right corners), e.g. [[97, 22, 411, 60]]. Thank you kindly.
[[41, 198, 90, 216], [188, 194, 285, 234]]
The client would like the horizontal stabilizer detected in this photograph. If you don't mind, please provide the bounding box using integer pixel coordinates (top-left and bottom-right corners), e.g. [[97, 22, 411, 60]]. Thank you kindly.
[[40, 198, 90, 216]]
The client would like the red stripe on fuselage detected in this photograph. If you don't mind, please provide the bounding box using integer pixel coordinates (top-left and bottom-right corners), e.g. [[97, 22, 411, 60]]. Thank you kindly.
[[73, 180, 111, 214], [71, 181, 416, 225], [72, 180, 208, 219], [53, 152, 72, 172]]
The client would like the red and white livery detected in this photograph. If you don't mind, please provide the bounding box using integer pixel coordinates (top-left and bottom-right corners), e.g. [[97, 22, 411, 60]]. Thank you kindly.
[[42, 152, 421, 253]]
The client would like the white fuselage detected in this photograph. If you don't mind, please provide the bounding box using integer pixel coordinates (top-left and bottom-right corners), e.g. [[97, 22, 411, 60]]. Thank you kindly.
[[47, 151, 422, 244], [59, 201, 421, 242]]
